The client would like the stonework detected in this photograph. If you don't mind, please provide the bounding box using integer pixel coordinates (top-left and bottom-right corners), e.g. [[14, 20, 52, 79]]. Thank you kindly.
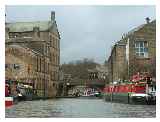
[[5, 11, 60, 98], [107, 41, 127, 83], [107, 19, 156, 84]]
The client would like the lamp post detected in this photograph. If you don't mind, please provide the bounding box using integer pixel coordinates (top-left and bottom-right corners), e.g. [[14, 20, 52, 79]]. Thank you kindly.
[[43, 57, 46, 99], [43, 43, 46, 100], [66, 82, 70, 96]]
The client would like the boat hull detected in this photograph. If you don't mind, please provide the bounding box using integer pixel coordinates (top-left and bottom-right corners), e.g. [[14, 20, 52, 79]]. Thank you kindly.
[[104, 92, 130, 104], [5, 97, 13, 107], [103, 92, 156, 105], [79, 95, 101, 99]]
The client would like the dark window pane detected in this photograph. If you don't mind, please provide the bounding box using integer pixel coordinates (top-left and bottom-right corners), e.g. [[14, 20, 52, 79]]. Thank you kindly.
[[140, 53, 144, 56], [140, 48, 144, 52], [144, 42, 148, 47], [140, 42, 144, 47], [135, 48, 139, 53], [144, 48, 148, 52], [5, 64, 8, 69], [14, 64, 20, 69]]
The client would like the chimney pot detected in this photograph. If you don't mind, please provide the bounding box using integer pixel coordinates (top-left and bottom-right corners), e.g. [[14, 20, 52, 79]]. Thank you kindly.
[[146, 17, 150, 24], [33, 27, 40, 37], [33, 26, 39, 32], [51, 11, 55, 21]]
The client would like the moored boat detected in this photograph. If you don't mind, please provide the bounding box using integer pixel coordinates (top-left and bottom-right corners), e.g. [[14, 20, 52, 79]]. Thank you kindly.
[[5, 83, 18, 107], [5, 97, 13, 107], [17, 84, 33, 101], [103, 72, 156, 104]]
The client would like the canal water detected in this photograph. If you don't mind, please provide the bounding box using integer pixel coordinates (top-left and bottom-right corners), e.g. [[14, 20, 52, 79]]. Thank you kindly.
[[5, 98, 156, 118]]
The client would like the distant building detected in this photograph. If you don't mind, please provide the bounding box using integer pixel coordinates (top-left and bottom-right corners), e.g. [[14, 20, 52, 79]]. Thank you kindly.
[[87, 64, 107, 88], [107, 18, 156, 84], [88, 64, 108, 80], [5, 11, 60, 98]]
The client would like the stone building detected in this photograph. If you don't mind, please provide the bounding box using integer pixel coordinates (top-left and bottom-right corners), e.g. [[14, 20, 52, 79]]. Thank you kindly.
[[5, 11, 60, 98], [107, 40, 127, 84], [5, 44, 47, 97], [107, 18, 156, 84]]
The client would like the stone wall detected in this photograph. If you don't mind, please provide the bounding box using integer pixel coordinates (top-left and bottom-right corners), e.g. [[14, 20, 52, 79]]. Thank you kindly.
[[5, 12, 60, 98], [128, 21, 156, 78], [107, 20, 156, 84]]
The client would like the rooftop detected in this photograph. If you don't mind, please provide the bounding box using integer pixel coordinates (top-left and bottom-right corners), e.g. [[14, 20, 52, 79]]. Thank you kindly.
[[6, 21, 54, 32]]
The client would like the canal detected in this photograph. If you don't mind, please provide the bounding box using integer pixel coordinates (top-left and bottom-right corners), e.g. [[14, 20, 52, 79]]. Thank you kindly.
[[5, 98, 156, 118]]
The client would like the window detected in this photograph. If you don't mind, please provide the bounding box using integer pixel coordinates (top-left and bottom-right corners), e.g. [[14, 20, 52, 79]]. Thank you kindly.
[[47, 63, 49, 73], [5, 64, 9, 69], [49, 35, 52, 47], [40, 58, 41, 72], [36, 56, 39, 72], [13, 64, 20, 69], [135, 41, 148, 58]]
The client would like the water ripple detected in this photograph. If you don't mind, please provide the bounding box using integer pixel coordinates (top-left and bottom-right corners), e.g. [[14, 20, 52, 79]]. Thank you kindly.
[[5, 98, 156, 118]]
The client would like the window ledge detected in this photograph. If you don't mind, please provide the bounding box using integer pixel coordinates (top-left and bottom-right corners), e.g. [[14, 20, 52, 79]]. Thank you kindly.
[[135, 57, 150, 60]]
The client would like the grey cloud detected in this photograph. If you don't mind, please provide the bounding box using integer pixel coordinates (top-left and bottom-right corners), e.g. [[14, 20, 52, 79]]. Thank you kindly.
[[6, 6, 156, 64]]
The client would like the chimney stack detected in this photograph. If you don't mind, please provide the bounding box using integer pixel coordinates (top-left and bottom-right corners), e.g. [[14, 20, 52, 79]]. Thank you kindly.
[[146, 17, 150, 24], [51, 11, 55, 21], [33, 27, 40, 37], [5, 27, 10, 39]]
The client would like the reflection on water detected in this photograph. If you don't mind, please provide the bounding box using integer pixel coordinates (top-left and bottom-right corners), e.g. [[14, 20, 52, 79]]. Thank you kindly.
[[6, 98, 156, 118]]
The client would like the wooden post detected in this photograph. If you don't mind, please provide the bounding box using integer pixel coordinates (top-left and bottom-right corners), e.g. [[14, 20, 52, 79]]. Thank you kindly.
[[128, 93, 130, 104]]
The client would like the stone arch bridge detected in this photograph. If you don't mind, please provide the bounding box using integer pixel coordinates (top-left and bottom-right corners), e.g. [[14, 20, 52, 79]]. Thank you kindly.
[[57, 78, 105, 96]]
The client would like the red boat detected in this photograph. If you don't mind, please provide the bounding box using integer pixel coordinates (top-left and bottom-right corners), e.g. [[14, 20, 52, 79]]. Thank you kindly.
[[5, 83, 18, 107], [103, 73, 156, 104], [5, 97, 14, 107], [5, 84, 13, 107]]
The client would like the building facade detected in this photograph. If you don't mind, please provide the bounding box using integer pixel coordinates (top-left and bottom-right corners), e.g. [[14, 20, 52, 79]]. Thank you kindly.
[[107, 41, 127, 84], [5, 44, 47, 97], [5, 11, 60, 98], [107, 18, 156, 84]]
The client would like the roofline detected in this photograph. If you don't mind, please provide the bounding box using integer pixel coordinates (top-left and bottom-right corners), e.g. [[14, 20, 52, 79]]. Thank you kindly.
[[6, 20, 51, 24]]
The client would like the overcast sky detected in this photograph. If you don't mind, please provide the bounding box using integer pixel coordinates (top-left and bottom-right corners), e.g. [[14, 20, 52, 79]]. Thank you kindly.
[[6, 6, 156, 64]]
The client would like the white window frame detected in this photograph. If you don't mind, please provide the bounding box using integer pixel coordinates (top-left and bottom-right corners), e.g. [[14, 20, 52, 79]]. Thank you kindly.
[[135, 41, 148, 58]]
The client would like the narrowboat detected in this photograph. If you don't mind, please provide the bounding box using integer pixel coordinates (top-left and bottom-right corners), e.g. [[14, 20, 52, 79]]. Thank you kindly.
[[103, 73, 156, 104]]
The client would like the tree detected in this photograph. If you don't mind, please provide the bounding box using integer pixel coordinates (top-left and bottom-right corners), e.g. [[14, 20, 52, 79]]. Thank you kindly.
[[61, 58, 99, 79]]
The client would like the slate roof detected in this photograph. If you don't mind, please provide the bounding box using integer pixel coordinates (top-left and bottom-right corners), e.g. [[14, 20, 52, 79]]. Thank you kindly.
[[115, 20, 156, 45], [6, 21, 56, 32], [128, 20, 156, 35]]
